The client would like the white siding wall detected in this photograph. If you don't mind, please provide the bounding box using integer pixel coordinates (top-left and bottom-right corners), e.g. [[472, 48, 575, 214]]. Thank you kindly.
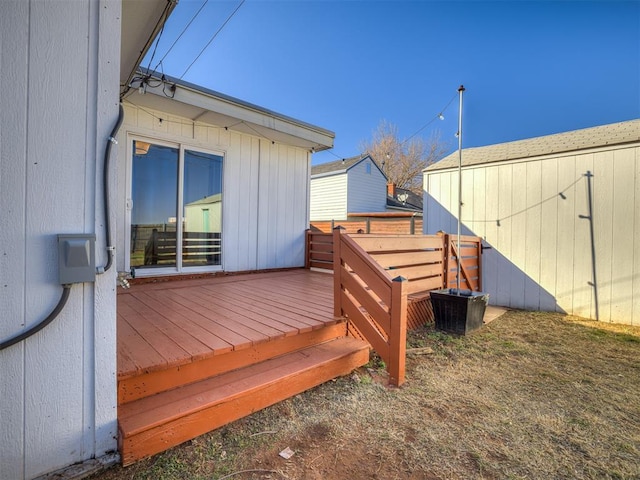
[[0, 1, 121, 479], [424, 144, 640, 325], [118, 106, 311, 272], [309, 173, 348, 220], [347, 159, 387, 213]]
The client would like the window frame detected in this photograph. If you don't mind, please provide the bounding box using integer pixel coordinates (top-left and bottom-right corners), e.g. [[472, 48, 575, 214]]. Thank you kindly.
[[125, 135, 225, 277]]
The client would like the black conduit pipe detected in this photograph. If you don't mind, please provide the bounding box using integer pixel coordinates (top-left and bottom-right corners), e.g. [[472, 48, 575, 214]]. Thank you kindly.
[[0, 104, 124, 350], [0, 285, 72, 351], [100, 103, 125, 273]]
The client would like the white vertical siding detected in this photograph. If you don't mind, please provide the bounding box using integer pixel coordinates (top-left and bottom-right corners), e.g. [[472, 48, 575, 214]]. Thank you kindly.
[[347, 159, 387, 213], [424, 143, 640, 325], [118, 106, 311, 272], [0, 3, 29, 479], [0, 1, 120, 478], [309, 174, 348, 220], [263, 144, 309, 268]]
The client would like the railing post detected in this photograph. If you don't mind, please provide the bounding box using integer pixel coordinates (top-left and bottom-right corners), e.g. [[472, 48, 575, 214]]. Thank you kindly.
[[304, 229, 311, 269], [333, 226, 345, 317], [438, 231, 448, 289], [476, 237, 483, 292], [389, 275, 408, 387]]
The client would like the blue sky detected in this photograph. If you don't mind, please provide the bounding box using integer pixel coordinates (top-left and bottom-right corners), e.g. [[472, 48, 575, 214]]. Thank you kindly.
[[143, 0, 640, 164]]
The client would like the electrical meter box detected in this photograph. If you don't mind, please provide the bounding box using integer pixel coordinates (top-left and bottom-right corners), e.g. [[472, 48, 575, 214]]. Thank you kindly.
[[58, 234, 96, 284]]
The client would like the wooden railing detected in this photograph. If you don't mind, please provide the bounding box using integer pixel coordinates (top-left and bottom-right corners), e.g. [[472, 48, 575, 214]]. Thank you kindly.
[[443, 234, 483, 292], [321, 228, 483, 386], [305, 230, 333, 270], [333, 227, 408, 386], [311, 217, 423, 235]]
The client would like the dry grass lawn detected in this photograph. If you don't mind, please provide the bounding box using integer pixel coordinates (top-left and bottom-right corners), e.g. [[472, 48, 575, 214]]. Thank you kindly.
[[90, 310, 640, 480]]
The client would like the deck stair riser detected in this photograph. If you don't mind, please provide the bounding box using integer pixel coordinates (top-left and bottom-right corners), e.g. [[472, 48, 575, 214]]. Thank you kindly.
[[118, 336, 369, 465], [118, 322, 348, 405]]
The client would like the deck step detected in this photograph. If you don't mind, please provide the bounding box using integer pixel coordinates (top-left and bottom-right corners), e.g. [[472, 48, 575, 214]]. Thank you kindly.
[[118, 336, 369, 465], [118, 321, 348, 405]]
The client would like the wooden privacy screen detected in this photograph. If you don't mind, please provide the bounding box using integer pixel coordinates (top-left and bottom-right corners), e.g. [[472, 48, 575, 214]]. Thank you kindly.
[[311, 218, 423, 235], [306, 229, 482, 293], [307, 229, 483, 349]]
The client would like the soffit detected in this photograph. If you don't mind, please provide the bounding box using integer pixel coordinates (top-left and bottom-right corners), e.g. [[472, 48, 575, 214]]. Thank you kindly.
[[125, 80, 335, 151], [120, 0, 177, 87]]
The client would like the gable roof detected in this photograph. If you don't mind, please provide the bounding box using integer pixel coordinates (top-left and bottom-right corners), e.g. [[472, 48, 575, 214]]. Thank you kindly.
[[427, 119, 640, 172], [311, 154, 386, 179]]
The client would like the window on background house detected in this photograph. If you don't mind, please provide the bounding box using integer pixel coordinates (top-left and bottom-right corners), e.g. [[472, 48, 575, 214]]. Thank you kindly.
[[366, 161, 371, 174], [129, 139, 224, 274]]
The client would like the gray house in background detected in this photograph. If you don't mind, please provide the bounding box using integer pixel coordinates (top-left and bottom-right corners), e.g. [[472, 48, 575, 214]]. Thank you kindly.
[[423, 119, 640, 326]]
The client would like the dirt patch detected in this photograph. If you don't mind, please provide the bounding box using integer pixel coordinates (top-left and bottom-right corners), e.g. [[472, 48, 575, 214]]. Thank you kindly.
[[90, 311, 640, 480]]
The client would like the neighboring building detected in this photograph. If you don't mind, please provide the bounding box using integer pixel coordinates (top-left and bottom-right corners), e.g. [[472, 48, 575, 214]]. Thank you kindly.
[[423, 120, 640, 325], [386, 184, 423, 213], [310, 155, 387, 221], [0, 1, 334, 478]]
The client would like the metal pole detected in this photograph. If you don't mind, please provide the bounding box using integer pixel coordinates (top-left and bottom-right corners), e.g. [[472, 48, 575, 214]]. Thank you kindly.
[[457, 85, 465, 294]]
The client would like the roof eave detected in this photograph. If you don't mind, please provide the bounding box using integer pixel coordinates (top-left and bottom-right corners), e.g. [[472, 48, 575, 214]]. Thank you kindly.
[[126, 72, 335, 151]]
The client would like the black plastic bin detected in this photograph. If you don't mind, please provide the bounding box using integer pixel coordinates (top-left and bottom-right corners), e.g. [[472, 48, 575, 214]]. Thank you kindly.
[[429, 289, 489, 335]]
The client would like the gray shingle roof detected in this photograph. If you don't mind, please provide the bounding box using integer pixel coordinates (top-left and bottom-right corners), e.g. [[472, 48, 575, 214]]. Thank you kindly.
[[427, 119, 640, 171], [311, 155, 370, 176]]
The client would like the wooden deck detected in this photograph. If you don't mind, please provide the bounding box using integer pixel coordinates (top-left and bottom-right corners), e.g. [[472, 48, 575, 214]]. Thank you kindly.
[[116, 269, 370, 465], [117, 269, 338, 381]]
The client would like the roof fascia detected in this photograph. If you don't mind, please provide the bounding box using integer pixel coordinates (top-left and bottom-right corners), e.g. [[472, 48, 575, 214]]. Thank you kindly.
[[132, 72, 335, 151]]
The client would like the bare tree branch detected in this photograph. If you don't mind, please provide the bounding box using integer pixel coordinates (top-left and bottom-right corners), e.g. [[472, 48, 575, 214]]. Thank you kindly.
[[360, 120, 450, 194]]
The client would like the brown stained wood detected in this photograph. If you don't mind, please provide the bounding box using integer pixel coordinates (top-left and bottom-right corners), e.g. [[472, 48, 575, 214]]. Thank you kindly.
[[118, 315, 167, 374], [341, 244, 391, 305], [118, 270, 346, 381], [213, 287, 330, 328], [309, 242, 333, 253], [406, 297, 435, 330], [118, 337, 370, 465], [241, 284, 334, 319], [118, 322, 349, 405], [196, 286, 315, 334], [388, 278, 408, 387], [369, 250, 443, 268], [353, 235, 443, 252], [310, 251, 333, 262], [391, 264, 444, 281], [118, 295, 207, 364], [341, 290, 389, 359], [234, 276, 334, 308], [340, 265, 390, 333], [141, 290, 252, 349], [407, 277, 444, 295], [134, 292, 234, 354], [170, 288, 277, 342]]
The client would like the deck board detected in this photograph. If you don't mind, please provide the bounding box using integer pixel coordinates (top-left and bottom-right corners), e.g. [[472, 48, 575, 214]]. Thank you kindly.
[[117, 269, 339, 379]]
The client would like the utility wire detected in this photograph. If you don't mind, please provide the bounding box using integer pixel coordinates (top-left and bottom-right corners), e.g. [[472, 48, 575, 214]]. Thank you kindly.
[[179, 0, 246, 80], [144, 7, 170, 74], [401, 91, 457, 146], [317, 90, 460, 161], [152, 0, 210, 74]]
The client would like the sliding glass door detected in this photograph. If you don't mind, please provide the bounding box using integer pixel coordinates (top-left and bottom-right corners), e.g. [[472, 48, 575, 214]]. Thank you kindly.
[[129, 139, 223, 274]]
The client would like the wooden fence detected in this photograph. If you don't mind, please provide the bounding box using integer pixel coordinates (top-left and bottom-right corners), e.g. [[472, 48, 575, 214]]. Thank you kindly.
[[309, 228, 483, 386], [311, 217, 423, 235], [306, 229, 482, 293]]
